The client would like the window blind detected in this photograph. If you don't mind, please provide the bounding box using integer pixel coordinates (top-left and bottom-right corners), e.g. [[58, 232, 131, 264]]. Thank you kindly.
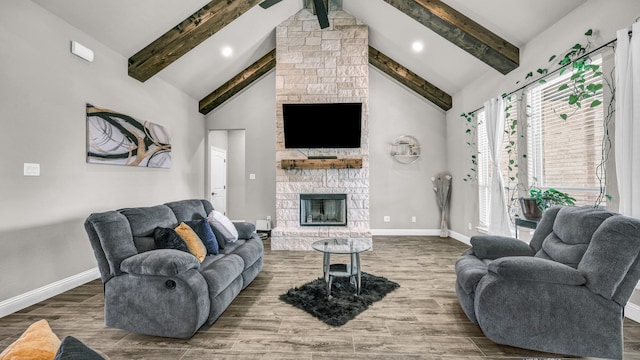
[[527, 57, 604, 205]]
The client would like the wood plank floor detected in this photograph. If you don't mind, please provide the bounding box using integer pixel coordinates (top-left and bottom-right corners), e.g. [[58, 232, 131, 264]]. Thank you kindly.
[[2, 236, 640, 359]]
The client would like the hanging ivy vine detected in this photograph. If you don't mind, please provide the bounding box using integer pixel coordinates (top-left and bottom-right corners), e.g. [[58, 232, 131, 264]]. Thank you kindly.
[[462, 28, 615, 210], [460, 112, 478, 182]]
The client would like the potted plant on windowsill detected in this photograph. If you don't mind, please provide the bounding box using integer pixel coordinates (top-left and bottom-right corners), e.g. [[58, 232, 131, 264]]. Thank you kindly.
[[519, 188, 576, 220]]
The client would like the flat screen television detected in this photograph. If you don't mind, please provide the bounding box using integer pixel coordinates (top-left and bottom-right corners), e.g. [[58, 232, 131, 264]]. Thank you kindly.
[[282, 103, 362, 148]]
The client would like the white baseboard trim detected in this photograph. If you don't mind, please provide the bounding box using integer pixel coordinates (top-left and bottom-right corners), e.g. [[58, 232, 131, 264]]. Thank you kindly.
[[448, 231, 471, 246], [626, 302, 640, 322], [370, 228, 441, 236], [369, 228, 471, 246], [0, 268, 100, 318]]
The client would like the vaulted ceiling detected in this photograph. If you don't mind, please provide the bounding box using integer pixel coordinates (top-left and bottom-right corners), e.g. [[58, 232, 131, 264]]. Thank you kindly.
[[31, 0, 586, 112]]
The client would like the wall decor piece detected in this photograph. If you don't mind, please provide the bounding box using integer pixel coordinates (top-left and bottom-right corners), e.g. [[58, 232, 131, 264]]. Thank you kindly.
[[86, 103, 171, 168]]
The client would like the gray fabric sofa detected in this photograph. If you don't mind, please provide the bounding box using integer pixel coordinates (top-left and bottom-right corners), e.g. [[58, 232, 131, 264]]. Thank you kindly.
[[455, 205, 640, 359], [84, 199, 263, 339]]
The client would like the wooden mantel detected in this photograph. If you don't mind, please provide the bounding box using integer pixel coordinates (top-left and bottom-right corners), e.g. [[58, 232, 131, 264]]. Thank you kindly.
[[280, 158, 362, 170]]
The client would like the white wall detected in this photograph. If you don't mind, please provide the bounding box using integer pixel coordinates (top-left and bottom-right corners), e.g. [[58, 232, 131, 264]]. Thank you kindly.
[[369, 67, 448, 230], [446, 0, 640, 237], [0, 0, 205, 302], [206, 72, 277, 224]]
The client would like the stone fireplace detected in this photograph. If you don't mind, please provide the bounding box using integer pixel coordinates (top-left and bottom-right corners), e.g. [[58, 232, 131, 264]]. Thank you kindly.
[[271, 8, 372, 250]]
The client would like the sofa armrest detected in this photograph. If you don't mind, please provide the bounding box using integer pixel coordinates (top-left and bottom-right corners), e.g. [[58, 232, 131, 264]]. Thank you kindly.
[[233, 221, 257, 240], [120, 249, 200, 277], [488, 257, 586, 286], [470, 235, 534, 260]]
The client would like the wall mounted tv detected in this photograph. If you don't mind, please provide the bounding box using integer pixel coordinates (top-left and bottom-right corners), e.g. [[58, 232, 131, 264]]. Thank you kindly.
[[282, 102, 362, 148]]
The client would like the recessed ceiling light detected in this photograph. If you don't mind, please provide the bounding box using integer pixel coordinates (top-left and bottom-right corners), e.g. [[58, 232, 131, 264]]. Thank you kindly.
[[412, 41, 424, 53], [221, 46, 233, 57]]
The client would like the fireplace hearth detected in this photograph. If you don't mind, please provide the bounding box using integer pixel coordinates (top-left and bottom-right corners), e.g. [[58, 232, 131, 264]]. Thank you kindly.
[[300, 194, 347, 226]]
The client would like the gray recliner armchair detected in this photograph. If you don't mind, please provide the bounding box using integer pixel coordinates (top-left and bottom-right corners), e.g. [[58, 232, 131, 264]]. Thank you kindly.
[[455, 205, 640, 359]]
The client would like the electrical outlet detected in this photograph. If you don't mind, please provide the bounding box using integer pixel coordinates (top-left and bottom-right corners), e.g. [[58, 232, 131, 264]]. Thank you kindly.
[[24, 163, 40, 176], [383, 216, 390, 222], [411, 216, 416, 223]]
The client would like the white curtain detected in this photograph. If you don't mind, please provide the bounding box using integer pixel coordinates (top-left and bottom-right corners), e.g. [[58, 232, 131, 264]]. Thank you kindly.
[[615, 22, 640, 218], [485, 97, 511, 236]]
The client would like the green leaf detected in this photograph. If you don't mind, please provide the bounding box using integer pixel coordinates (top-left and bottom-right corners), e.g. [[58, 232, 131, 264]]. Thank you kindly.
[[569, 94, 579, 105], [587, 83, 603, 92], [522, 154, 527, 158], [585, 29, 593, 36], [465, 129, 471, 134], [558, 84, 569, 91], [525, 72, 533, 79], [539, 79, 547, 84], [549, 55, 557, 62], [590, 99, 602, 107], [560, 113, 568, 120]]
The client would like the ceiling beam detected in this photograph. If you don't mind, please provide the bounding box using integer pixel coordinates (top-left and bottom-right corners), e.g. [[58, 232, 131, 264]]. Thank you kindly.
[[128, 0, 263, 83], [369, 46, 452, 111], [383, 0, 519, 75], [199, 49, 276, 115]]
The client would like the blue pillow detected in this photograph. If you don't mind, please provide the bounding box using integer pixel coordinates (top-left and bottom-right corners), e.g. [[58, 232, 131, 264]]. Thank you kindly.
[[153, 227, 190, 254], [55, 336, 104, 360], [186, 219, 219, 255]]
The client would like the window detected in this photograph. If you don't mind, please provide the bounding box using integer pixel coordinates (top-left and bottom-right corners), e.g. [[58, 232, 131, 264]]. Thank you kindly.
[[477, 56, 605, 228], [527, 57, 604, 205]]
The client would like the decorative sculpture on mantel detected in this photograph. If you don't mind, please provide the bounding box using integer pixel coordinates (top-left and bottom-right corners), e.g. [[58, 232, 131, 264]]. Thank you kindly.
[[432, 172, 452, 237]]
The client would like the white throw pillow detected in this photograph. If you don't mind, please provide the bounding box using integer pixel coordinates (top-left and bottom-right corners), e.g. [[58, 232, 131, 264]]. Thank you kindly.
[[207, 210, 239, 244]]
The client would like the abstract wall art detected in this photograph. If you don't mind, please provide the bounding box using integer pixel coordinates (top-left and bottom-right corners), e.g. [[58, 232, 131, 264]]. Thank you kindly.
[[86, 104, 172, 168]]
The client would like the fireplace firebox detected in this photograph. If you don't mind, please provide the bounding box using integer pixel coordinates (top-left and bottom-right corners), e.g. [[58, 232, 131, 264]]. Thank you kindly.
[[300, 194, 347, 226]]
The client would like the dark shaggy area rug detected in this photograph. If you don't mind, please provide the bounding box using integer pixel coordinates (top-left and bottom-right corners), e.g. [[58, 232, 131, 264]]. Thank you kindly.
[[279, 272, 400, 326]]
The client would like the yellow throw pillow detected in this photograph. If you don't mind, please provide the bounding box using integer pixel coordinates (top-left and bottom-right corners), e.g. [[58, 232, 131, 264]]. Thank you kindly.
[[174, 222, 207, 262], [0, 319, 61, 360]]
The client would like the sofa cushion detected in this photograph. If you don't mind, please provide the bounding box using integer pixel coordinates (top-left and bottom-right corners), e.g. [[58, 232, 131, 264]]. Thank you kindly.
[[133, 236, 156, 253], [153, 227, 190, 254], [222, 237, 264, 270], [165, 199, 208, 222], [535, 206, 616, 268], [120, 205, 177, 237], [0, 319, 60, 360], [470, 236, 534, 260], [552, 206, 615, 245], [186, 219, 219, 255], [200, 254, 245, 297], [579, 216, 640, 302], [539, 233, 588, 268], [208, 210, 238, 244], [54, 336, 104, 360], [233, 221, 257, 240], [174, 222, 207, 262]]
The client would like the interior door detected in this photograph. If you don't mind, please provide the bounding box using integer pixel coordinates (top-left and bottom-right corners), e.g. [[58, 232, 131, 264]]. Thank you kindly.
[[210, 147, 227, 215]]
